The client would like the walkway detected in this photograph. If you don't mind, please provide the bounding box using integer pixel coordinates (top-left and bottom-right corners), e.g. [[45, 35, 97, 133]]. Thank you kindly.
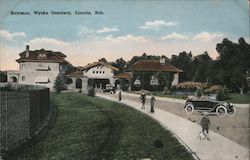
[[97, 92, 249, 160]]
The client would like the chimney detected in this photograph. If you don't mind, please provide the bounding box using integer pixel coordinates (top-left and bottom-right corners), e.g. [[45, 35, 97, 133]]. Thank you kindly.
[[160, 56, 166, 64], [25, 45, 29, 58]]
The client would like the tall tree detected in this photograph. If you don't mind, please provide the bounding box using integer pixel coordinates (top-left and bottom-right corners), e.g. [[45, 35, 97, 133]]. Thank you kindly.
[[216, 38, 250, 94], [171, 51, 194, 82], [193, 52, 213, 83]]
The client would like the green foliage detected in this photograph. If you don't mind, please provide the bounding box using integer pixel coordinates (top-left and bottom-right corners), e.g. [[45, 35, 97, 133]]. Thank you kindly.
[[216, 87, 229, 101], [171, 51, 194, 82], [193, 52, 213, 83], [215, 38, 250, 93], [155, 72, 171, 90], [87, 87, 95, 97], [53, 74, 65, 93], [0, 71, 7, 82], [112, 58, 127, 70], [162, 86, 171, 95], [196, 88, 203, 98]]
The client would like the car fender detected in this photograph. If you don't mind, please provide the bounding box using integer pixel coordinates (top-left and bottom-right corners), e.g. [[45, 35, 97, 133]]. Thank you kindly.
[[184, 102, 193, 108], [213, 102, 227, 111]]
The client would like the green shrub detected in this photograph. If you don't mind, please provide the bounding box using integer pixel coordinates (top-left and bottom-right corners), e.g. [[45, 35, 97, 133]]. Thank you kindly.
[[87, 87, 95, 97], [216, 87, 229, 101], [196, 88, 203, 98], [162, 86, 171, 95], [53, 74, 65, 93]]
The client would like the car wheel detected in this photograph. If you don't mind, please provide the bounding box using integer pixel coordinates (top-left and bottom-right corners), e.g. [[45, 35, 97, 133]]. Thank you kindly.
[[216, 106, 227, 117], [228, 106, 236, 116], [110, 91, 114, 94], [185, 103, 194, 114]]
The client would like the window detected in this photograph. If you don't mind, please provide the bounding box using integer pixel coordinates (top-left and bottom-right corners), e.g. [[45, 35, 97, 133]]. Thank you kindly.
[[96, 71, 98, 74], [93, 71, 95, 74], [38, 53, 47, 59], [22, 76, 25, 81], [21, 64, 25, 70], [103, 71, 105, 74]]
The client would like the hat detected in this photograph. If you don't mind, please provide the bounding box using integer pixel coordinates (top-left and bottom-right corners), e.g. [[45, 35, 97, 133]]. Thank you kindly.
[[204, 112, 208, 116]]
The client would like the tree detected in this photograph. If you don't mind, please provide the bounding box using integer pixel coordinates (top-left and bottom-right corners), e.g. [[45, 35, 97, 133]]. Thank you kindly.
[[99, 58, 108, 63], [171, 51, 194, 82], [0, 71, 7, 82], [193, 52, 213, 83], [112, 58, 127, 70], [53, 73, 65, 93], [216, 37, 250, 94], [155, 72, 172, 90]]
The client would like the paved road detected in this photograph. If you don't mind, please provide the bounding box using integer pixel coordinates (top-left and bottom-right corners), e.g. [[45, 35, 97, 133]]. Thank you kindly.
[[107, 91, 250, 149]]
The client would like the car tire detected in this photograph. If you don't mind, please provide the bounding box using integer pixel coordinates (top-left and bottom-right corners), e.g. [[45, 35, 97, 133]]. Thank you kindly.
[[185, 103, 194, 114], [110, 91, 114, 94], [216, 106, 227, 117], [228, 106, 236, 116]]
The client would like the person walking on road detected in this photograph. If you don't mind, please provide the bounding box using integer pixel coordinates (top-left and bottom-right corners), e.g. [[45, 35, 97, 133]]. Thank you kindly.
[[150, 95, 155, 113], [118, 90, 122, 101], [140, 91, 146, 110], [200, 112, 210, 140]]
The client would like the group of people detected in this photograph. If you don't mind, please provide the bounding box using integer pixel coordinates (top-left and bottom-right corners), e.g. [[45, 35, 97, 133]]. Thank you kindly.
[[118, 90, 211, 140]]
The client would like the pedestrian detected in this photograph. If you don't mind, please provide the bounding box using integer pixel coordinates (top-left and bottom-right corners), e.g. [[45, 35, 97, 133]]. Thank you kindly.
[[200, 112, 210, 140], [150, 95, 156, 113], [118, 90, 122, 101], [140, 91, 146, 110]]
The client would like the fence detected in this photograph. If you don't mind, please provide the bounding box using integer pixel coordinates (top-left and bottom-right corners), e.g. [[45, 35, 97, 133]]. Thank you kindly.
[[0, 84, 50, 156]]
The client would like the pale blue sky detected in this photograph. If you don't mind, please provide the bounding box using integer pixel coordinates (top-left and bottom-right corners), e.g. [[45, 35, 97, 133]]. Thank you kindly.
[[0, 0, 249, 70]]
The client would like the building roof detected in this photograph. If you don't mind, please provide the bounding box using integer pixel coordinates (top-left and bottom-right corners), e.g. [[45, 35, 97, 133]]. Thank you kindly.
[[16, 49, 69, 64], [113, 72, 132, 79], [127, 60, 183, 72], [65, 70, 86, 78], [80, 61, 119, 71]]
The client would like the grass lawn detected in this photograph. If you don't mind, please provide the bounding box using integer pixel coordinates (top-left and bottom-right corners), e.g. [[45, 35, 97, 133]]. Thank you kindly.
[[228, 93, 250, 104], [6, 92, 193, 160]]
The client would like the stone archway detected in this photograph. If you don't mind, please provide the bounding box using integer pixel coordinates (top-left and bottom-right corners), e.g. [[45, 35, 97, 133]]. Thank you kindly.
[[10, 76, 17, 83], [66, 78, 73, 84], [76, 79, 82, 89]]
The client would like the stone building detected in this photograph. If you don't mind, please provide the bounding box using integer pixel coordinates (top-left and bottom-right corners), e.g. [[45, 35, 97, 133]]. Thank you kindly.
[[7, 45, 70, 89], [65, 61, 132, 93], [127, 56, 183, 88]]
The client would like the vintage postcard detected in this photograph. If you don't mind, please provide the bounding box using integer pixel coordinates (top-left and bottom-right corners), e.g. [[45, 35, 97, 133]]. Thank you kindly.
[[0, 0, 249, 160]]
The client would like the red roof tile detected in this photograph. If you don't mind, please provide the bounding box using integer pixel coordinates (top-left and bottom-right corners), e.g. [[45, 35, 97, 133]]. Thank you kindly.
[[127, 60, 183, 72], [16, 49, 68, 64]]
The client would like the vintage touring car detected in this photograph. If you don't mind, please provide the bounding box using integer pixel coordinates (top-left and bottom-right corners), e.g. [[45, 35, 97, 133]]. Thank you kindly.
[[184, 98, 236, 116]]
